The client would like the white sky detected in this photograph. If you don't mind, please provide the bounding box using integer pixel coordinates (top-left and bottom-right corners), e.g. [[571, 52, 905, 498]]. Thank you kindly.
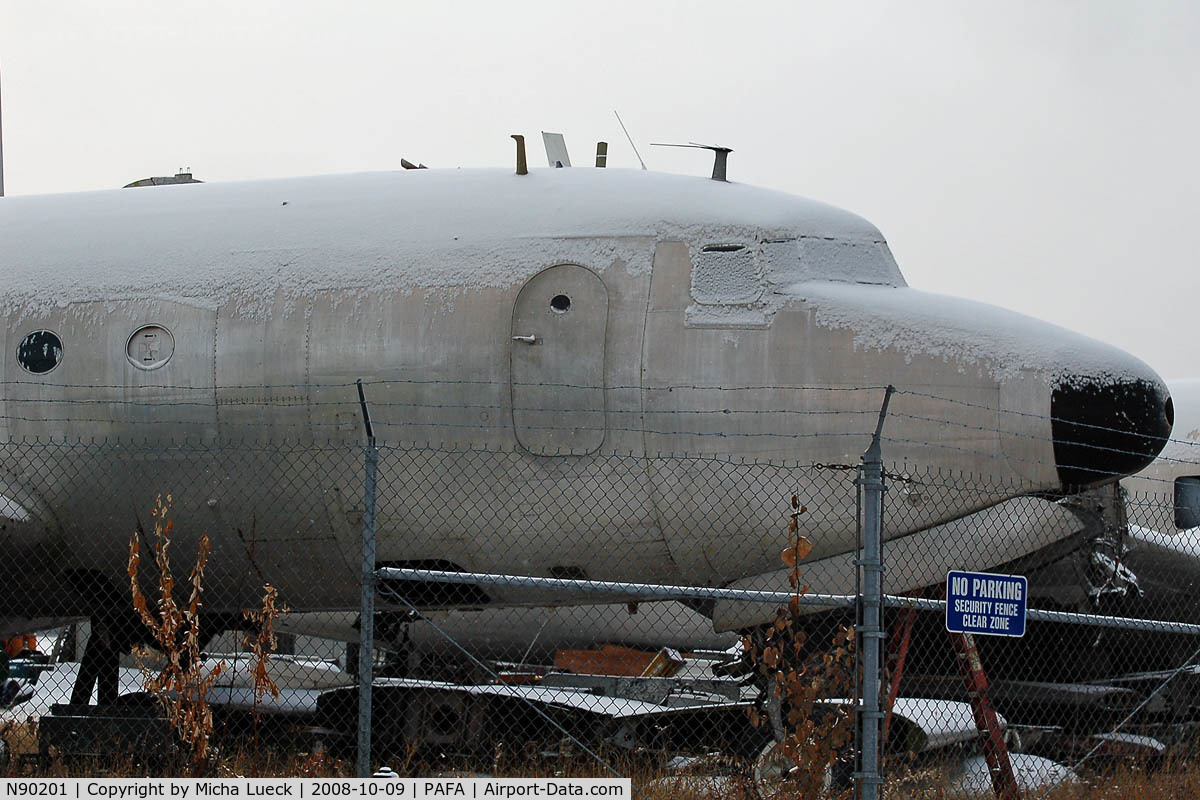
[[1, 1, 1196, 379]]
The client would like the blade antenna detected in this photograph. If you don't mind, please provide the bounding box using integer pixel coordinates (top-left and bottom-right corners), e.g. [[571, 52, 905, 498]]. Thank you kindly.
[[614, 110, 647, 170], [648, 142, 733, 182]]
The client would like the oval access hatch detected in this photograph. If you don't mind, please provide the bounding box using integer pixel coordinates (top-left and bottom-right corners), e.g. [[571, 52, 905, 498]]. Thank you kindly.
[[510, 265, 608, 455]]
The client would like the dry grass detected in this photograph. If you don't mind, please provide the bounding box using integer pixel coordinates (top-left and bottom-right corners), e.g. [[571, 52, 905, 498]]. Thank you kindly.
[[5, 729, 1200, 800], [0, 744, 352, 779], [638, 759, 1200, 799], [1042, 762, 1200, 800], [878, 759, 1200, 800]]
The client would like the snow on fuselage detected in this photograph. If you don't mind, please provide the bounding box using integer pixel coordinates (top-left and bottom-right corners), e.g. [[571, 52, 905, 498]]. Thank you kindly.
[[0, 168, 1172, 632]]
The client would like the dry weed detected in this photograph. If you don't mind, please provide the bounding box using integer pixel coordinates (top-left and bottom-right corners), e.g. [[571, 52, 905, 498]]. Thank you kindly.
[[242, 582, 289, 755], [742, 493, 856, 799], [128, 494, 224, 769]]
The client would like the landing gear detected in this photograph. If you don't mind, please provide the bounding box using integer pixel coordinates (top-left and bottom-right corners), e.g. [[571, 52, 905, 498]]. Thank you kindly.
[[69, 614, 128, 705], [66, 605, 233, 705], [64, 568, 147, 706]]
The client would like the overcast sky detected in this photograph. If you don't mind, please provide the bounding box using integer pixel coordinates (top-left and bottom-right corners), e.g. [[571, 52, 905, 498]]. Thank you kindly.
[[1, 1, 1196, 379]]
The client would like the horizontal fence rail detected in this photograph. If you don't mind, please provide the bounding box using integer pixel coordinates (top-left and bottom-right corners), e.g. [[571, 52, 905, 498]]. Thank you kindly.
[[377, 568, 1200, 636]]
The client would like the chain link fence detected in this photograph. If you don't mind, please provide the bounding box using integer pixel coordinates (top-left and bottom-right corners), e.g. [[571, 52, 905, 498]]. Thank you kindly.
[[0, 424, 1194, 798]]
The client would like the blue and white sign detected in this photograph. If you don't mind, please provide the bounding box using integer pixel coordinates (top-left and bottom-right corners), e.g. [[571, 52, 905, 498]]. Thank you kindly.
[[946, 570, 1028, 637]]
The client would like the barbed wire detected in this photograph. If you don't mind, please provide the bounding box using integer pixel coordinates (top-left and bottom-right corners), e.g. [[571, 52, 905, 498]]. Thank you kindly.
[[0, 426, 1182, 489], [0, 380, 1190, 458], [0, 378, 889, 393]]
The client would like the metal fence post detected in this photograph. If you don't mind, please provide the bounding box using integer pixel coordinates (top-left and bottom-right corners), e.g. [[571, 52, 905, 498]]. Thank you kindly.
[[357, 380, 378, 778], [857, 386, 893, 800]]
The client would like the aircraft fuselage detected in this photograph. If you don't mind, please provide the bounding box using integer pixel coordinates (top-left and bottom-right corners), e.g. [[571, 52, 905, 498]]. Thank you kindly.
[[0, 168, 1172, 632]]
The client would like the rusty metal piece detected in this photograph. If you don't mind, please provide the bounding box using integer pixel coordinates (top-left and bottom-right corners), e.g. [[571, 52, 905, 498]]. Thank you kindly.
[[512, 134, 528, 175], [950, 631, 1020, 800]]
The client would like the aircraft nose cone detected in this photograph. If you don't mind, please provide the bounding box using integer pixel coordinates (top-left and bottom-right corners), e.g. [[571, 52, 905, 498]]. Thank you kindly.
[[1052, 377, 1173, 488]]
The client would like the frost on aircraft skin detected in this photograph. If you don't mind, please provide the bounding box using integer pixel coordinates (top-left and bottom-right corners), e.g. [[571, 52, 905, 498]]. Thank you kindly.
[[0, 169, 880, 323], [0, 166, 1159, 389], [691, 245, 761, 305], [676, 223, 1152, 387], [682, 224, 903, 330], [795, 281, 1154, 386]]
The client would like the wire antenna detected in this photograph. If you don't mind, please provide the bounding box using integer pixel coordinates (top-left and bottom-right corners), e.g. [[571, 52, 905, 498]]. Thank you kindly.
[[613, 110, 647, 170]]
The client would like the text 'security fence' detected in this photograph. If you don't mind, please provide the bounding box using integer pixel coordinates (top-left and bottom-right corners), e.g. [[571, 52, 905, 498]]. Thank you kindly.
[[0, 380, 1194, 800]]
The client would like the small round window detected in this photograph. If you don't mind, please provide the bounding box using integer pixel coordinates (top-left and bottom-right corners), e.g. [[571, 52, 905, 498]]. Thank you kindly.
[[126, 325, 175, 370], [550, 294, 572, 313], [16, 330, 63, 375]]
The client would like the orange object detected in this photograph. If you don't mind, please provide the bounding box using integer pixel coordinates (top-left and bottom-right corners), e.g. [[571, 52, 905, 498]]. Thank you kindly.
[[553, 644, 685, 677], [4, 634, 36, 657], [496, 672, 543, 685], [950, 631, 1020, 800]]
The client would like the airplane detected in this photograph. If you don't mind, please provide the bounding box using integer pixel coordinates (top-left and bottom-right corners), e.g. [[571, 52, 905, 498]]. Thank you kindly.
[[274, 601, 737, 666], [0, 138, 1173, 704], [806, 379, 1200, 711]]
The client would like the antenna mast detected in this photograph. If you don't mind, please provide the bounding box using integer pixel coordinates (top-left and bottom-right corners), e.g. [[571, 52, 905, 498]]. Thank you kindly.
[[613, 110, 647, 170]]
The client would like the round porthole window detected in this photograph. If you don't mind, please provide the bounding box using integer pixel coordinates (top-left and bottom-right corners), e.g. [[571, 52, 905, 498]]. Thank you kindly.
[[126, 325, 175, 370], [16, 330, 63, 375], [550, 294, 572, 313]]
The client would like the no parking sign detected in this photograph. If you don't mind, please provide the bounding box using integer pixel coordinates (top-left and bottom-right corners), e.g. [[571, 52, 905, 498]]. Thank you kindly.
[[946, 570, 1028, 637]]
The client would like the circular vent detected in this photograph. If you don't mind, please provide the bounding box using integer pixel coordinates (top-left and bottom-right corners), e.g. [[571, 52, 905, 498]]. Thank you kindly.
[[127, 325, 175, 370]]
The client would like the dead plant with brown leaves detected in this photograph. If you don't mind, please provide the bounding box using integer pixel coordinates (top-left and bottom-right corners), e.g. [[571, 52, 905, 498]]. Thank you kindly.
[[242, 583, 288, 756], [743, 493, 856, 799], [128, 494, 224, 770]]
